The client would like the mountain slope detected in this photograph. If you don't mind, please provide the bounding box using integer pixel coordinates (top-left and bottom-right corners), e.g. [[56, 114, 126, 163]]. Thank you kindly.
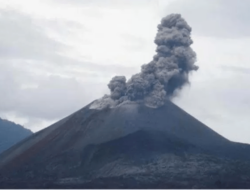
[[0, 118, 32, 154], [0, 101, 250, 188]]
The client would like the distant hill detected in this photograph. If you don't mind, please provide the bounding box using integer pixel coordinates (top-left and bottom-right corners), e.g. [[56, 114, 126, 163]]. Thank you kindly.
[[0, 118, 33, 154]]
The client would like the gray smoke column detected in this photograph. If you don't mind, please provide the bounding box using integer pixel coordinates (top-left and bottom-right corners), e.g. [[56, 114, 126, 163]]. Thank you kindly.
[[90, 14, 198, 110]]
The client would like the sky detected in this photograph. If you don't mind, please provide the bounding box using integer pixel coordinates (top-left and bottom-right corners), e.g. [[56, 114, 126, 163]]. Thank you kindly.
[[0, 0, 250, 143]]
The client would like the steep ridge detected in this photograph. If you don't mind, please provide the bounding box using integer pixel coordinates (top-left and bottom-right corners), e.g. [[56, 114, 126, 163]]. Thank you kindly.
[[0, 100, 250, 188]]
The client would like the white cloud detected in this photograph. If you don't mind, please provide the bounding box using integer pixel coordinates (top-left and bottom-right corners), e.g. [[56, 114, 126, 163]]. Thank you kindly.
[[0, 0, 250, 144], [163, 0, 250, 38]]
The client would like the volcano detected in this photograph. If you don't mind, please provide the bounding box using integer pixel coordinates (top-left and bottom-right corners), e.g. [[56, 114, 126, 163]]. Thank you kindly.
[[0, 100, 250, 188]]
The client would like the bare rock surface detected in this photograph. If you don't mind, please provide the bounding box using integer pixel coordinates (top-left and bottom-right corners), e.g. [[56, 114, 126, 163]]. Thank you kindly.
[[1, 101, 250, 188]]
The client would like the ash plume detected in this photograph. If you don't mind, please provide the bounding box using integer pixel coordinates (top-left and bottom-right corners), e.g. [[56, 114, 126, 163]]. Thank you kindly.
[[90, 14, 198, 110]]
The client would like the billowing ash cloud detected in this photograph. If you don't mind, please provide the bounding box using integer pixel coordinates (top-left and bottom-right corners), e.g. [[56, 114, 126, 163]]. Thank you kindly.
[[90, 14, 198, 110]]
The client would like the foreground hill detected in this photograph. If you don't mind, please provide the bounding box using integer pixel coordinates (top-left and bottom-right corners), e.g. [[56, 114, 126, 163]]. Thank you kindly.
[[0, 101, 250, 188]]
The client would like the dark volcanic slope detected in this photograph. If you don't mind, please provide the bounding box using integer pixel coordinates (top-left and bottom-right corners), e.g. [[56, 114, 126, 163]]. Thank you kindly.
[[1, 101, 250, 188], [0, 118, 32, 154]]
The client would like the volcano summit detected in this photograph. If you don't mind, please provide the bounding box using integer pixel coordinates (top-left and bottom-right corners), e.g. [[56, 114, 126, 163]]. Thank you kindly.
[[1, 14, 250, 189], [1, 101, 250, 188]]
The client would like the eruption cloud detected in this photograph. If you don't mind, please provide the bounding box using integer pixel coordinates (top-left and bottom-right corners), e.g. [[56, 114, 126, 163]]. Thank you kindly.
[[90, 14, 198, 110]]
